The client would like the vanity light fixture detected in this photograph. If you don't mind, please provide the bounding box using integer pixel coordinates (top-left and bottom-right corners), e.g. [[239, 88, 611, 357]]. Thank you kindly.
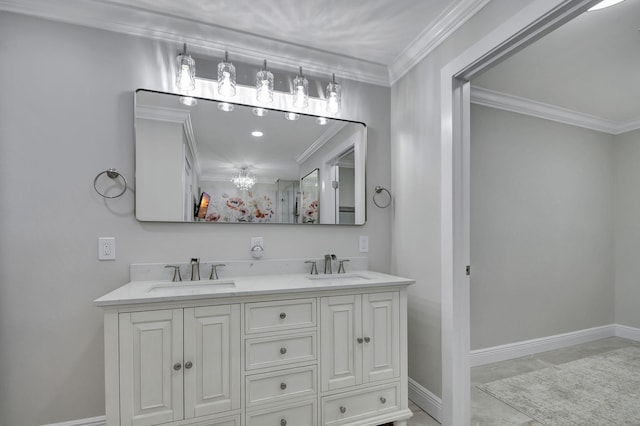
[[252, 107, 268, 117], [316, 116, 328, 125], [175, 43, 196, 91], [589, 0, 625, 10], [256, 60, 274, 104], [231, 167, 256, 190], [292, 66, 309, 109], [218, 51, 236, 98], [284, 112, 299, 121], [179, 96, 197, 106], [218, 102, 234, 112], [326, 73, 341, 113]]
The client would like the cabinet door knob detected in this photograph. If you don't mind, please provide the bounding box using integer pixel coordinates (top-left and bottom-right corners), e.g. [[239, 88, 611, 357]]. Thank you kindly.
[[280, 382, 287, 390], [173, 362, 182, 371], [357, 337, 363, 344], [280, 419, 287, 426], [280, 347, 287, 355], [184, 361, 193, 369], [279, 312, 287, 319], [340, 406, 347, 414], [364, 336, 371, 343], [380, 396, 387, 404]]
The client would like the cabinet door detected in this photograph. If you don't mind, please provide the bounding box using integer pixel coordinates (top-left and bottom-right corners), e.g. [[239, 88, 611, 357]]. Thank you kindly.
[[321, 295, 362, 391], [183, 304, 241, 419], [119, 309, 184, 426], [362, 292, 400, 383]]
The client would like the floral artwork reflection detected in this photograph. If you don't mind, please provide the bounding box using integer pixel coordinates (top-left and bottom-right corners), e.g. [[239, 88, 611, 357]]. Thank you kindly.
[[203, 190, 275, 223]]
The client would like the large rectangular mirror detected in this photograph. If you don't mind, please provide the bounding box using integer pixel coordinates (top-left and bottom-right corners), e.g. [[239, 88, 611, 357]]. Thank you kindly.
[[135, 89, 366, 224]]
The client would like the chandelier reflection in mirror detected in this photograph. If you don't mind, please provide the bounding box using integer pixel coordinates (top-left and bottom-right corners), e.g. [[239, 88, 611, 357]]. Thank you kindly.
[[231, 168, 256, 191], [173, 45, 342, 114]]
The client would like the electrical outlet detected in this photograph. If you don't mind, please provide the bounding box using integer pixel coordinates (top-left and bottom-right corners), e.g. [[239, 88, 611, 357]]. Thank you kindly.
[[251, 236, 263, 249], [99, 237, 116, 260], [359, 235, 369, 253]]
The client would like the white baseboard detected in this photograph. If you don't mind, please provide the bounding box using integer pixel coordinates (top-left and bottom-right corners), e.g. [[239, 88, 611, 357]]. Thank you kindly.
[[615, 324, 640, 341], [43, 416, 105, 426], [408, 377, 442, 423]]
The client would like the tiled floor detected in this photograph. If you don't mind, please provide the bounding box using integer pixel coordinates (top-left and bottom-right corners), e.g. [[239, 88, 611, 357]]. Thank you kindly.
[[406, 336, 640, 426]]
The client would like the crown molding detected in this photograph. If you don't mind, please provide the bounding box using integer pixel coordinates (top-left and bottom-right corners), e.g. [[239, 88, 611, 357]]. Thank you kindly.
[[471, 86, 640, 135], [388, 0, 491, 85], [0, 0, 389, 86], [296, 122, 347, 165]]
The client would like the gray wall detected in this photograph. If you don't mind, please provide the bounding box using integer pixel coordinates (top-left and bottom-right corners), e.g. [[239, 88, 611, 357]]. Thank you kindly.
[[469, 105, 615, 349], [614, 128, 640, 328], [390, 0, 532, 399], [0, 13, 391, 425]]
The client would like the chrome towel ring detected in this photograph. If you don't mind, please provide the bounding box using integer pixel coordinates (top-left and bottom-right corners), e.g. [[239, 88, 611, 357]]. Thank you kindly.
[[94, 168, 128, 199], [373, 186, 392, 208]]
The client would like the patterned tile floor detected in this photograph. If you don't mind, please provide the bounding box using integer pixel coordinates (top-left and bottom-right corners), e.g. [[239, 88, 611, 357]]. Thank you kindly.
[[405, 336, 640, 426]]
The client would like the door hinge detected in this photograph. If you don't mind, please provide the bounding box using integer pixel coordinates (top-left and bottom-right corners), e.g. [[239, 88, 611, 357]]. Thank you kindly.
[[466, 265, 471, 276]]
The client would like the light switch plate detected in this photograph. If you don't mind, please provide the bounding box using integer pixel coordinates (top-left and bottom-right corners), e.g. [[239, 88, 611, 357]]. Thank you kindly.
[[359, 235, 369, 253]]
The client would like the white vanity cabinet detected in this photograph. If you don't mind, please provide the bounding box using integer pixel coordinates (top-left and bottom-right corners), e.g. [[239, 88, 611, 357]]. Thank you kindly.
[[96, 271, 412, 426], [115, 305, 241, 426]]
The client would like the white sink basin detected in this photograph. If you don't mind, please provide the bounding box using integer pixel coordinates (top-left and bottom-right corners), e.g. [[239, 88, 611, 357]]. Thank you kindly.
[[147, 280, 236, 294], [306, 273, 370, 281]]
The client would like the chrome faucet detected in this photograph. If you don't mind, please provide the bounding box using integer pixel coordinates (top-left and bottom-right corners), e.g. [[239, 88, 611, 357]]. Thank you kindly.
[[324, 254, 337, 274], [190, 258, 200, 281]]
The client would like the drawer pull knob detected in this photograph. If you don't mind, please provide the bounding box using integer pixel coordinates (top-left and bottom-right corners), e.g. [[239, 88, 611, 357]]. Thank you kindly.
[[380, 396, 387, 404], [280, 419, 287, 426], [340, 406, 347, 414], [357, 337, 363, 344], [280, 347, 287, 355], [173, 362, 182, 371], [280, 312, 287, 319], [364, 336, 371, 343], [280, 382, 287, 390], [184, 361, 193, 369]]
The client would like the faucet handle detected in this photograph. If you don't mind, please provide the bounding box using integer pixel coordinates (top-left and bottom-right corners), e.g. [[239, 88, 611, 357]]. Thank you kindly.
[[337, 259, 350, 274], [305, 260, 318, 275], [210, 263, 226, 280], [164, 265, 182, 282]]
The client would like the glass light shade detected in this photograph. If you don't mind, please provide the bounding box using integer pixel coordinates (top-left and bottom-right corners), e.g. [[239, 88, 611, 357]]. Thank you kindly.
[[284, 112, 299, 121], [316, 116, 328, 125], [326, 74, 342, 113], [175, 44, 195, 91], [252, 107, 268, 117], [218, 51, 236, 98], [218, 102, 234, 112], [179, 96, 197, 106], [292, 67, 309, 109], [256, 60, 274, 104], [231, 168, 256, 191]]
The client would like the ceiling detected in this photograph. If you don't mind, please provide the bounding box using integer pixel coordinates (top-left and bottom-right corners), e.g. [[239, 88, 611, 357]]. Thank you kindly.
[[472, 0, 640, 132], [3, 0, 638, 129]]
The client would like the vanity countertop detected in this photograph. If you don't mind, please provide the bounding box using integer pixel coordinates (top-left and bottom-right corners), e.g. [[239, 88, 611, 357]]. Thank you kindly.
[[94, 270, 414, 307]]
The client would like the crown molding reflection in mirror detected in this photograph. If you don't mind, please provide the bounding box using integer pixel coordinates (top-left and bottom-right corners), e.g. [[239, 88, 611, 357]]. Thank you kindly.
[[135, 89, 366, 225]]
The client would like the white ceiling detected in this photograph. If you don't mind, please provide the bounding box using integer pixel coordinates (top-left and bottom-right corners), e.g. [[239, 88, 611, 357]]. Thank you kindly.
[[472, 0, 640, 130], [3, 0, 638, 127]]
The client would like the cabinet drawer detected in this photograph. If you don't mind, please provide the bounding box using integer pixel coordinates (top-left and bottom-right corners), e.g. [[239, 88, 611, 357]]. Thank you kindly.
[[183, 414, 240, 426], [246, 399, 316, 426], [322, 384, 399, 425], [246, 365, 317, 407], [245, 298, 316, 334], [246, 332, 316, 371]]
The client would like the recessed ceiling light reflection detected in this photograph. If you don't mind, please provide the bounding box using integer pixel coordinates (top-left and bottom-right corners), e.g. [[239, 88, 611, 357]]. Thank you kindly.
[[252, 107, 268, 117], [218, 102, 234, 112], [316, 117, 328, 125], [284, 112, 299, 121], [251, 131, 263, 137]]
